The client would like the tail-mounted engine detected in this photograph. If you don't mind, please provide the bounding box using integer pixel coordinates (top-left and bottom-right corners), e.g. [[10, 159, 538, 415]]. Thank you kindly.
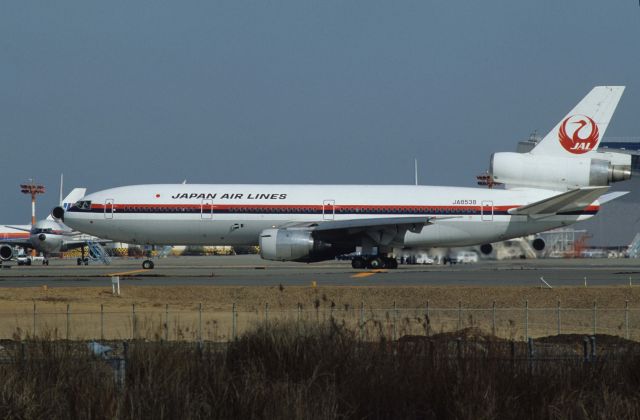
[[490, 152, 632, 190]]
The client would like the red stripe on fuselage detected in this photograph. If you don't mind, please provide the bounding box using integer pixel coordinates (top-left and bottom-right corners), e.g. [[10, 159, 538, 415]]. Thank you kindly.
[[90, 203, 516, 211], [86, 203, 600, 213], [0, 232, 29, 239]]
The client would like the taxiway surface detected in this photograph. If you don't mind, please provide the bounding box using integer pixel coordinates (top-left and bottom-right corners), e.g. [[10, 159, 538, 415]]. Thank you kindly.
[[0, 255, 639, 288]]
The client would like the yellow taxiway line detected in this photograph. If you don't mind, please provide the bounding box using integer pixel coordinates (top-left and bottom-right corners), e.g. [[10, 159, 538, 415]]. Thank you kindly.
[[351, 270, 387, 278]]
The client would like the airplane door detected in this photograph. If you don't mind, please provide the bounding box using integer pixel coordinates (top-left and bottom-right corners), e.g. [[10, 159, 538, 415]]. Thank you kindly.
[[105, 199, 114, 219], [201, 199, 213, 219], [323, 200, 335, 221], [481, 200, 493, 221]]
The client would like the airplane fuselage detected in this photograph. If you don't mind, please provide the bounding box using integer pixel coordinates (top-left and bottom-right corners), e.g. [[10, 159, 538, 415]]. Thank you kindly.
[[63, 184, 596, 248]]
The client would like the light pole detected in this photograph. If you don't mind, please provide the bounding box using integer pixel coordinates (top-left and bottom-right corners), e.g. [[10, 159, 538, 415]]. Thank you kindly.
[[20, 180, 45, 256]]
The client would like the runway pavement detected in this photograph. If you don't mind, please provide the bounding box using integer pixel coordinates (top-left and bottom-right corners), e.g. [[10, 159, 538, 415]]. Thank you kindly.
[[1, 255, 639, 287]]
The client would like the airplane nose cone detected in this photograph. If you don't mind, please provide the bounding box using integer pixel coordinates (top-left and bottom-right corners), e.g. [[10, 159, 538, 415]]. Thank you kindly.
[[38, 233, 46, 241]]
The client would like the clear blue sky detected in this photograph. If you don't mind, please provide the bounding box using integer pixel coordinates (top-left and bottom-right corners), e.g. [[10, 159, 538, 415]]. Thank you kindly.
[[1, 1, 639, 223]]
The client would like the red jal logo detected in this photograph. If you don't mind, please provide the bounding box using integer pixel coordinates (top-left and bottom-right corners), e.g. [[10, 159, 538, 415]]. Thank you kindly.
[[558, 115, 599, 154]]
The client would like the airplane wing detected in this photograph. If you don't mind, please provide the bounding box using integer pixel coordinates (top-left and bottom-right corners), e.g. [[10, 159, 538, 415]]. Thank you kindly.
[[280, 216, 460, 247], [61, 239, 111, 252], [283, 216, 460, 232], [508, 186, 611, 217], [5, 226, 31, 233], [0, 238, 32, 248]]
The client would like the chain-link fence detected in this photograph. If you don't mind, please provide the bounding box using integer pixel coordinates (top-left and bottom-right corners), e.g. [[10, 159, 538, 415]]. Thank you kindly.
[[1, 301, 638, 342]]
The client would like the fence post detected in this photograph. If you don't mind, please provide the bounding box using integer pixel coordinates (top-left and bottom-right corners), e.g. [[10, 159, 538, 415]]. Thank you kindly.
[[392, 301, 397, 341], [198, 303, 203, 343], [66, 304, 70, 341], [265, 302, 269, 324], [625, 300, 629, 340], [426, 300, 430, 337], [232, 303, 237, 341], [492, 301, 496, 336], [557, 300, 561, 335], [163, 304, 169, 341], [100, 304, 104, 341], [360, 301, 365, 341], [457, 300, 462, 330], [132, 303, 136, 340], [593, 301, 597, 336], [33, 302, 36, 338], [583, 337, 589, 363], [525, 300, 529, 340]]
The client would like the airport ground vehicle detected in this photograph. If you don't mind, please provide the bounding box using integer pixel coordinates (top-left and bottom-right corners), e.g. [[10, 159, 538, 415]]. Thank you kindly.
[[453, 251, 478, 264], [16, 255, 46, 266]]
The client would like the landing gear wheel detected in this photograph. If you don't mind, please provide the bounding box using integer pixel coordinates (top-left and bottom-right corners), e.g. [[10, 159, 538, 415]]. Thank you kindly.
[[77, 258, 82, 266], [83, 258, 89, 266], [351, 258, 366, 269], [43, 259, 49, 266], [142, 260, 155, 270], [367, 257, 384, 269]]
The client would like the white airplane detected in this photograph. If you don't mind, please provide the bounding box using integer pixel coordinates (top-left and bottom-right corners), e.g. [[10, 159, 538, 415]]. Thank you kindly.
[[0, 188, 109, 265], [57, 86, 633, 270]]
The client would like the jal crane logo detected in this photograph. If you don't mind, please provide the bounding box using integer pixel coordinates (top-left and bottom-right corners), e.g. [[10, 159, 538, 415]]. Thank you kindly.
[[558, 115, 600, 154]]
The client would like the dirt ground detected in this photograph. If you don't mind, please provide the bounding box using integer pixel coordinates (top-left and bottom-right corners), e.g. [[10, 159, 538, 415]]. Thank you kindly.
[[1, 285, 639, 341], [0, 284, 638, 310]]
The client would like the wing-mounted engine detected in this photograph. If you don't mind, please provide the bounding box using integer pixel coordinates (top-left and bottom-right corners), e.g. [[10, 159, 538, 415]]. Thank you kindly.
[[259, 229, 352, 262], [490, 152, 631, 190], [0, 245, 14, 261]]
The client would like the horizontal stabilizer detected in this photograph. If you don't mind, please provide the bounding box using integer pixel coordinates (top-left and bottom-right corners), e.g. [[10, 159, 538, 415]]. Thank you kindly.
[[508, 186, 609, 216]]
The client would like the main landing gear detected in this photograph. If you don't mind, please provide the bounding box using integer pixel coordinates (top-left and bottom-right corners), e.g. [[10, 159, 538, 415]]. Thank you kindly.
[[142, 260, 155, 270], [351, 256, 398, 270]]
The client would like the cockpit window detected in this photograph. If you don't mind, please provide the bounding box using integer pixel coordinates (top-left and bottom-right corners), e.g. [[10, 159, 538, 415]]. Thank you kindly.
[[74, 200, 92, 210], [32, 228, 53, 234]]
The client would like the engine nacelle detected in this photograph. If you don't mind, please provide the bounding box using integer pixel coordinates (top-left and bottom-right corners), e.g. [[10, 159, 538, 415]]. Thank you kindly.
[[259, 229, 335, 262], [480, 244, 493, 255], [490, 152, 631, 190], [532, 238, 545, 251], [51, 206, 65, 221], [0, 245, 14, 261]]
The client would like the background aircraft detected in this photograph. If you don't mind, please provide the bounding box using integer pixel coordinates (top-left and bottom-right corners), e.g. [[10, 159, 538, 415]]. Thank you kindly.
[[0, 188, 110, 265]]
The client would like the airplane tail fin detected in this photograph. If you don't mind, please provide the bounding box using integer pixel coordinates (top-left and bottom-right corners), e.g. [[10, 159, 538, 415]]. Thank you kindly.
[[530, 86, 625, 157], [47, 188, 87, 221], [61, 188, 86, 209]]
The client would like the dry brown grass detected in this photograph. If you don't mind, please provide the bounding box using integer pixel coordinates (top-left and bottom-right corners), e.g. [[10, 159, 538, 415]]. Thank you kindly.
[[0, 284, 638, 310], [1, 285, 639, 341]]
